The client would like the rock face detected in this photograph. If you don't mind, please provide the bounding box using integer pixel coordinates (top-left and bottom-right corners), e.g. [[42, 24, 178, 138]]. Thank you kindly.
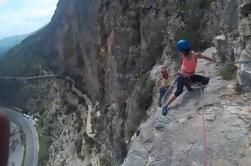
[[237, 1, 251, 90], [122, 48, 251, 166], [0, 0, 250, 166]]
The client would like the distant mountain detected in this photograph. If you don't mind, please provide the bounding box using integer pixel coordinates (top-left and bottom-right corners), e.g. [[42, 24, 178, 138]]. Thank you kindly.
[[0, 34, 29, 56]]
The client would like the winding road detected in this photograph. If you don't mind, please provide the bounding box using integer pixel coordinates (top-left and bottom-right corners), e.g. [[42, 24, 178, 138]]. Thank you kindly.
[[0, 75, 93, 166], [1, 107, 38, 166]]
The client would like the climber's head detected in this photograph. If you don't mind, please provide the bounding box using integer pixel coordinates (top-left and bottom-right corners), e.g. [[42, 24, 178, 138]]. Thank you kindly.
[[161, 68, 169, 77], [176, 39, 191, 56]]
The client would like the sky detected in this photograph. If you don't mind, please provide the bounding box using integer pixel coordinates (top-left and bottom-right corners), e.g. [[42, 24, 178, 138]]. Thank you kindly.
[[0, 0, 59, 39]]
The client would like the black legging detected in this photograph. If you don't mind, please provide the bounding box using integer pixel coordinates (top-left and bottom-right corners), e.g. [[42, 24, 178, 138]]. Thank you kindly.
[[174, 74, 210, 97]]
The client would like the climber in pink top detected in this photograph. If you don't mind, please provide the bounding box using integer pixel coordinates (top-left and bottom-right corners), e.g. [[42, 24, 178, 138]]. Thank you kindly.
[[180, 51, 197, 74], [162, 40, 217, 116]]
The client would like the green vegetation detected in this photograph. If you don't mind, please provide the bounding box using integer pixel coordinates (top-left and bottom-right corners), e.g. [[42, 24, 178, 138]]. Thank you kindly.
[[38, 134, 53, 166], [125, 83, 135, 97], [99, 157, 111, 166], [108, 124, 114, 140], [186, 115, 194, 120], [136, 74, 155, 110], [0, 79, 23, 101], [137, 7, 149, 17], [145, 78, 155, 91], [38, 116, 44, 128], [164, 9, 170, 18], [220, 63, 238, 80], [20, 128, 26, 166], [75, 110, 84, 133], [83, 143, 92, 155], [123, 11, 140, 29], [124, 74, 155, 108], [37, 117, 53, 166], [138, 75, 148, 88], [65, 103, 77, 115], [175, 0, 215, 50], [0, 27, 53, 77], [174, 16, 211, 49], [138, 74, 155, 92], [74, 76, 88, 95], [37, 104, 48, 114], [76, 115, 83, 133], [185, 0, 214, 11], [82, 133, 101, 156], [75, 138, 83, 158], [99, 104, 110, 114], [0, 50, 48, 76], [163, 2, 178, 18]]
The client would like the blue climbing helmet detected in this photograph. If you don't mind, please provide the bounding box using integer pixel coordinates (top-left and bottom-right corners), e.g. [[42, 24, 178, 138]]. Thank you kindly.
[[176, 39, 189, 50]]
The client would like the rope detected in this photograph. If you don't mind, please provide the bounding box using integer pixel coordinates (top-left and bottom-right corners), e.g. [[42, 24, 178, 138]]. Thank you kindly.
[[199, 87, 207, 166]]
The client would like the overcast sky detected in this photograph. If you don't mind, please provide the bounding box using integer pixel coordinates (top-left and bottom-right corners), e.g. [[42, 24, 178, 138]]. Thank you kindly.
[[0, 0, 59, 39]]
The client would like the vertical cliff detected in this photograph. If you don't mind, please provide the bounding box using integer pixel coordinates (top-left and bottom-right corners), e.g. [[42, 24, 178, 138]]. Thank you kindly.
[[0, 0, 250, 165]]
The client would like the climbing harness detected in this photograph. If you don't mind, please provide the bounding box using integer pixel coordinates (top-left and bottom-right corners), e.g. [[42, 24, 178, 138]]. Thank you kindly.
[[198, 86, 208, 166], [162, 73, 200, 101]]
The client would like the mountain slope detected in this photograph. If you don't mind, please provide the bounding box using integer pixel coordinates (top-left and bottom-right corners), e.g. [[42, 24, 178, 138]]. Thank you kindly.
[[0, 34, 28, 56], [0, 0, 250, 165]]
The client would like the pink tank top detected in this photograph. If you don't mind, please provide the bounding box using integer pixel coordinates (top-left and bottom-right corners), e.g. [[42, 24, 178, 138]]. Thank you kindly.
[[180, 53, 197, 74]]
